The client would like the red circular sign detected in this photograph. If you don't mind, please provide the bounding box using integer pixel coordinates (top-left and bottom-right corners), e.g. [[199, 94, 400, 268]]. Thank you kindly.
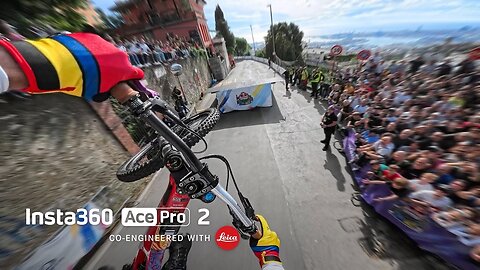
[[330, 45, 343, 56], [469, 47, 480, 60], [215, 226, 240, 250], [357, 49, 372, 61]]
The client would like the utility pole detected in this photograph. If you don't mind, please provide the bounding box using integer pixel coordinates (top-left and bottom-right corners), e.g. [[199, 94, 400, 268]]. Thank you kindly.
[[267, 4, 276, 59], [250, 25, 256, 55]]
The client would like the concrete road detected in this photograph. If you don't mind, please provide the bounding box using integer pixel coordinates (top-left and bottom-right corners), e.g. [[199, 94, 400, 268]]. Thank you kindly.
[[87, 61, 449, 270]]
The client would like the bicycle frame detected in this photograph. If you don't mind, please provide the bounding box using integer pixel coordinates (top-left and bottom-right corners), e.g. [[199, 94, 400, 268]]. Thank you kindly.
[[130, 174, 190, 270], [123, 81, 258, 269]]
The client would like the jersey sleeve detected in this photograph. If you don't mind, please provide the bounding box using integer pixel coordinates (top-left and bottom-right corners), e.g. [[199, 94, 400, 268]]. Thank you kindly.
[[263, 262, 285, 270]]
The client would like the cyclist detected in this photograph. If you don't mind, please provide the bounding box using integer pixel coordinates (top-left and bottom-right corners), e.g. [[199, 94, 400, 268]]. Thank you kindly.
[[0, 33, 284, 270]]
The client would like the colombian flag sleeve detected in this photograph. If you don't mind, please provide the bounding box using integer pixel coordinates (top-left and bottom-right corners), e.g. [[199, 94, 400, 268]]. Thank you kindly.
[[0, 33, 144, 101], [249, 215, 282, 267]]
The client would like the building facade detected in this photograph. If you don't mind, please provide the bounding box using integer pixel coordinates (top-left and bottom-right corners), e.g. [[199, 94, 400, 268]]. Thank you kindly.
[[77, 0, 103, 26], [111, 0, 212, 48]]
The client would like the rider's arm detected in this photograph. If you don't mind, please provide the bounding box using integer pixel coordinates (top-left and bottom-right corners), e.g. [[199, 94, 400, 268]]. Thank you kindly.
[[250, 215, 285, 270], [263, 263, 285, 270], [0, 45, 136, 104], [0, 33, 143, 101], [110, 82, 138, 104], [0, 45, 136, 103], [0, 46, 28, 91]]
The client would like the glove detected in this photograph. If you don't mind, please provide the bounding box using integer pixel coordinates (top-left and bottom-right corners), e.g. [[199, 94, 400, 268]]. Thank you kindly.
[[249, 215, 282, 268], [0, 33, 144, 102]]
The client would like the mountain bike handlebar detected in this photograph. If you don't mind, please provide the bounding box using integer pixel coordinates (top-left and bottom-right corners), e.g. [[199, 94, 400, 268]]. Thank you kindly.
[[111, 81, 261, 239]]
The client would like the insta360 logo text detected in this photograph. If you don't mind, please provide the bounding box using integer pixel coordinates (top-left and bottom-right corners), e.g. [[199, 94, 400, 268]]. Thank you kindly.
[[25, 208, 113, 226]]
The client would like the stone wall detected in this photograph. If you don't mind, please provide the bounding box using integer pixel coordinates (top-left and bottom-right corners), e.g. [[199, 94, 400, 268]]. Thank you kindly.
[[0, 93, 147, 268], [141, 55, 212, 106]]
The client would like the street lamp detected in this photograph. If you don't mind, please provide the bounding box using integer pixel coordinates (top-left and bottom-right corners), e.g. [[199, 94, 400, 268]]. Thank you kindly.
[[267, 4, 276, 59], [170, 63, 186, 102], [250, 25, 256, 55]]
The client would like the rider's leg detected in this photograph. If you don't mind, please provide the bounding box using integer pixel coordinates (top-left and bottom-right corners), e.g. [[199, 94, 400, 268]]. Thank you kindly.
[[161, 233, 192, 270]]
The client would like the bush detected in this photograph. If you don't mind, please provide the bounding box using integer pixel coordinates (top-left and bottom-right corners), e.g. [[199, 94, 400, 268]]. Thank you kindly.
[[255, 49, 266, 58]]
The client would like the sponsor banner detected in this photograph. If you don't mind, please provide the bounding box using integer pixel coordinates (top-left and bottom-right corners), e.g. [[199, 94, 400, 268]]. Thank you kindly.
[[343, 130, 479, 270], [16, 202, 109, 270], [216, 83, 273, 113]]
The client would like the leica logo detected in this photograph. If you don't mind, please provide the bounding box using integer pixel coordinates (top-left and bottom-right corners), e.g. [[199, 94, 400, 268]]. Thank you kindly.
[[215, 226, 240, 250], [216, 232, 238, 243]]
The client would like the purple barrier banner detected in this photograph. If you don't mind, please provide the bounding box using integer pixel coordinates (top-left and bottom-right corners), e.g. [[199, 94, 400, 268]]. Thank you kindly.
[[343, 130, 479, 270]]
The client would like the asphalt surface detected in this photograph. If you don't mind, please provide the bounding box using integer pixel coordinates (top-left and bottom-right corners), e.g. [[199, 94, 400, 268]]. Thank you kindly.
[[86, 61, 449, 270]]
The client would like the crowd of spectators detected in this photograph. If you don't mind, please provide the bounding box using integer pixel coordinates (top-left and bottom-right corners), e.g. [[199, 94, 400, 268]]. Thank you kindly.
[[324, 52, 480, 264], [114, 33, 207, 68]]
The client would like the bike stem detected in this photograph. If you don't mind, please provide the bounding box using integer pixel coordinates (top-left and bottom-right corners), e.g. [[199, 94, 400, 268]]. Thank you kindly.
[[127, 95, 202, 170]]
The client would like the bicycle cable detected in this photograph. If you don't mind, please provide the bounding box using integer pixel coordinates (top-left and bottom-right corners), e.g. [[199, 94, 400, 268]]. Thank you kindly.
[[199, 154, 250, 211]]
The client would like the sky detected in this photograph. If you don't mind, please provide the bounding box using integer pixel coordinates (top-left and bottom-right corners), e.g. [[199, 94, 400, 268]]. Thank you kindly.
[[93, 0, 480, 43]]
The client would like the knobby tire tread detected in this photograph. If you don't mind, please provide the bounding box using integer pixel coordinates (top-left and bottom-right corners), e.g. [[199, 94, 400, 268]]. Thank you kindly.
[[116, 109, 220, 182]]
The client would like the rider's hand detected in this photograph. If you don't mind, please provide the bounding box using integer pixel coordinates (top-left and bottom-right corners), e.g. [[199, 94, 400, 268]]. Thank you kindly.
[[250, 215, 282, 268], [0, 33, 143, 102]]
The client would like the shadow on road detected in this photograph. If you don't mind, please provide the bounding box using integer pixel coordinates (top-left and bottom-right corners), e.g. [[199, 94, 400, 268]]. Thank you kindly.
[[290, 85, 327, 117], [347, 200, 454, 270], [324, 150, 346, 192], [293, 85, 314, 104], [313, 98, 327, 116], [214, 94, 285, 130]]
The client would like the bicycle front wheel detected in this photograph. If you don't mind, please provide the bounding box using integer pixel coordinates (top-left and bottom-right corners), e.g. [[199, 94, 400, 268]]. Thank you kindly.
[[116, 108, 220, 182]]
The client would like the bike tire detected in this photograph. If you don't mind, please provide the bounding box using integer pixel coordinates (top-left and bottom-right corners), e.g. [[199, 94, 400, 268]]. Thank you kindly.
[[116, 108, 220, 182], [177, 108, 220, 147]]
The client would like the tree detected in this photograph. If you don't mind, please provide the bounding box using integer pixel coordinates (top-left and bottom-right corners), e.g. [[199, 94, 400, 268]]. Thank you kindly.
[[95, 8, 124, 30], [255, 49, 266, 58], [0, 0, 88, 34], [234, 37, 251, 56], [265, 22, 304, 61], [214, 5, 235, 54]]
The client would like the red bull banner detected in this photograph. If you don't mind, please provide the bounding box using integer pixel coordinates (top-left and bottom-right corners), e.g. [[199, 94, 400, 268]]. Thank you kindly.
[[216, 83, 273, 113]]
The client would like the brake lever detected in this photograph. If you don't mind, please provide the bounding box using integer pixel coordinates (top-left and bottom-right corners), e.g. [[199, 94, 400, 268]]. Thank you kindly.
[[228, 194, 259, 239], [240, 196, 256, 220], [149, 97, 181, 120], [126, 80, 179, 121], [229, 206, 256, 239]]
